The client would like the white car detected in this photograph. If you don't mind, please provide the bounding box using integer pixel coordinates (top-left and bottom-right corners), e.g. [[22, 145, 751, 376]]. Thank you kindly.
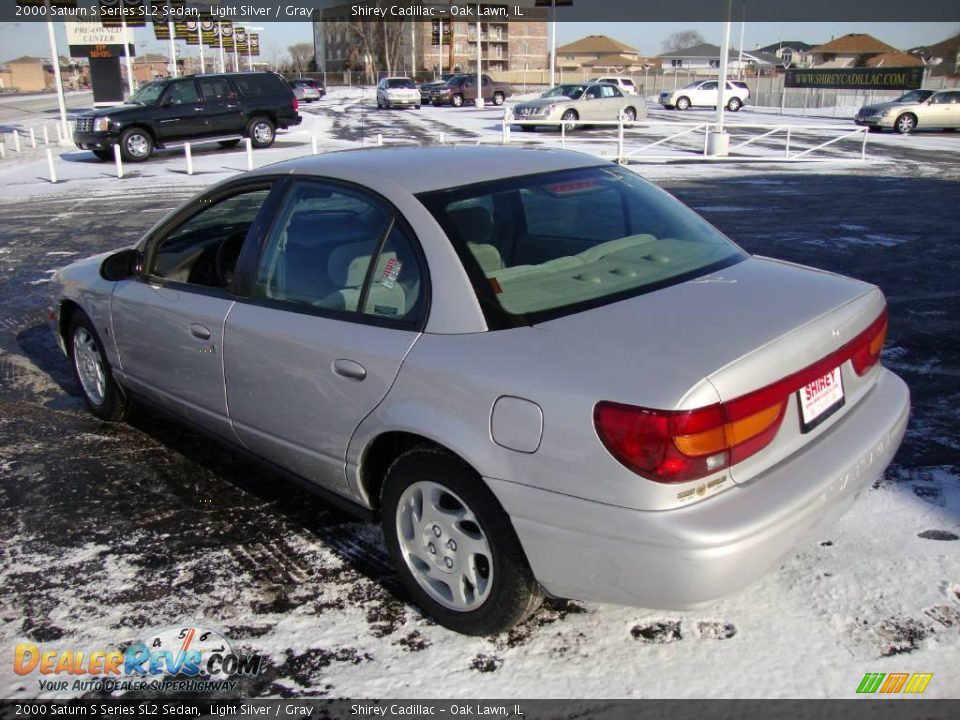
[[589, 76, 639, 95], [376, 77, 421, 109], [660, 80, 749, 111]]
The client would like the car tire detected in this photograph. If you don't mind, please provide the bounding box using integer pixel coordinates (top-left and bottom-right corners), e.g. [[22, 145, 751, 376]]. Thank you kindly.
[[561, 109, 579, 131], [91, 148, 113, 161], [727, 97, 742, 112], [415, 104, 421, 109], [118, 127, 153, 162], [217, 139, 241, 148], [493, 92, 505, 106], [381, 446, 544, 635], [675, 96, 691, 111], [894, 113, 917, 135], [247, 116, 276, 148], [68, 310, 128, 422], [623, 107, 637, 122], [452, 93, 464, 108]]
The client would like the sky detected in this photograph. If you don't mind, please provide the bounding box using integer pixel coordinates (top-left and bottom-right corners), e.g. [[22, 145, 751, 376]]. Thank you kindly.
[[0, 21, 956, 64]]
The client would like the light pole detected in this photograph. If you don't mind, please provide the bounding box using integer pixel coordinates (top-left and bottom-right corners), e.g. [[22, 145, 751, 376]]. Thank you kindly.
[[246, 26, 265, 71]]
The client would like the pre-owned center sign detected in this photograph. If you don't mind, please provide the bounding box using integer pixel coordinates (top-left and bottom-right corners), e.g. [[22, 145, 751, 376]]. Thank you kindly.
[[67, 21, 134, 58], [785, 67, 923, 90]]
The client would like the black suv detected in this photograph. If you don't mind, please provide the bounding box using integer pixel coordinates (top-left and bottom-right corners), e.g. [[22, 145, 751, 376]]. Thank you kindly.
[[73, 71, 302, 162]]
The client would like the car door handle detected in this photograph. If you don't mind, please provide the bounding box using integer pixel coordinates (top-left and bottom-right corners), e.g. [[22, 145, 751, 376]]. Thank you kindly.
[[189, 324, 211, 340], [332, 359, 366, 381]]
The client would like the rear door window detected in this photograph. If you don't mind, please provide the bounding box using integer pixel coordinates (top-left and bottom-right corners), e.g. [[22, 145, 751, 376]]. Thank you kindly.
[[198, 77, 238, 101], [233, 73, 286, 97]]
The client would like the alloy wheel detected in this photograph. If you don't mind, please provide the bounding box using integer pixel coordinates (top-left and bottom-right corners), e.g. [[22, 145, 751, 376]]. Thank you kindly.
[[73, 327, 106, 406], [125, 133, 149, 159]]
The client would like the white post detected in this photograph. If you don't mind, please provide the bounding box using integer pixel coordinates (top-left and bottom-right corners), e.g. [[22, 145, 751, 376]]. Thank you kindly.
[[55, 124, 62, 144], [30, 128, 37, 149], [43, 125, 50, 146], [560, 120, 565, 148], [549, 3, 556, 88], [376, 133, 383, 146], [169, 13, 178, 78], [245, 138, 253, 169], [785, 126, 791, 158], [218, 24, 226, 73], [617, 110, 625, 163], [234, 39, 239, 73], [44, 10, 69, 139], [737, 1, 746, 79], [707, 0, 733, 157], [113, 143, 123, 178], [121, 16, 135, 95], [438, 131, 444, 144], [0, 141, 4, 158], [185, 143, 193, 175], [45, 148, 57, 183], [502, 107, 511, 144], [861, 129, 868, 161], [247, 38, 253, 70], [311, 135, 317, 155], [475, 21, 483, 108], [13, 130, 21, 153], [198, 25, 205, 74]]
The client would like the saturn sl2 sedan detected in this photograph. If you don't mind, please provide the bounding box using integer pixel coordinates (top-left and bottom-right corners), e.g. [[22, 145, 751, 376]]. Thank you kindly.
[[50, 146, 909, 635]]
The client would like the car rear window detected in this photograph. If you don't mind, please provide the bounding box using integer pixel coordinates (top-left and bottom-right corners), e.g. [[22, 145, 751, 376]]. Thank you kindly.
[[233, 73, 288, 97], [386, 79, 417, 89], [417, 166, 746, 326]]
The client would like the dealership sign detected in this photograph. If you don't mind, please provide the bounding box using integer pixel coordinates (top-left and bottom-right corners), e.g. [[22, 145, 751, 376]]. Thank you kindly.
[[785, 67, 924, 90], [67, 21, 134, 58]]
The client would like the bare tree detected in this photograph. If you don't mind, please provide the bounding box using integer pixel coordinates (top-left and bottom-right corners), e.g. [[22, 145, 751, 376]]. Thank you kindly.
[[661, 30, 706, 53], [346, 0, 412, 82], [288, 42, 314, 75]]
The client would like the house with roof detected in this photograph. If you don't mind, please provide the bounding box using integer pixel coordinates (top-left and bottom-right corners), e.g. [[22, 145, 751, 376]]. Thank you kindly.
[[657, 43, 775, 75], [810, 33, 922, 68], [3, 56, 52, 92], [0, 64, 11, 91], [909, 32, 960, 77], [753, 41, 815, 67], [555, 34, 652, 75]]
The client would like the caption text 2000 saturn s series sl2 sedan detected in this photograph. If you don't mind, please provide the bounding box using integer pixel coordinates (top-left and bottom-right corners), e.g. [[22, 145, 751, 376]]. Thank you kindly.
[[50, 147, 909, 635]]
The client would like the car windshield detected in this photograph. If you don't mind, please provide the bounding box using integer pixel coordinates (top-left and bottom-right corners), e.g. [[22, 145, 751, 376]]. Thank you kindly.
[[542, 84, 584, 99], [418, 166, 746, 325], [894, 89, 934, 103], [387, 79, 416, 89], [129, 81, 166, 106]]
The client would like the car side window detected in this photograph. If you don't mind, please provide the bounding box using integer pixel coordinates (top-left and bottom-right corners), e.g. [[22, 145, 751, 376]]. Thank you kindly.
[[150, 187, 272, 289], [162, 80, 199, 105], [253, 181, 423, 321], [198, 77, 237, 101], [701, 81, 718, 91], [601, 85, 620, 98], [585, 86, 603, 99]]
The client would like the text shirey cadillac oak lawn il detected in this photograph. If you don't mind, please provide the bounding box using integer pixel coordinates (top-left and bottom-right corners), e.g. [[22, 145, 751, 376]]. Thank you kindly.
[[49, 147, 909, 635]]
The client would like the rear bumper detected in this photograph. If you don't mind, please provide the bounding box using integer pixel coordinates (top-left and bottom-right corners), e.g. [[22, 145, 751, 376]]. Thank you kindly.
[[489, 367, 910, 608]]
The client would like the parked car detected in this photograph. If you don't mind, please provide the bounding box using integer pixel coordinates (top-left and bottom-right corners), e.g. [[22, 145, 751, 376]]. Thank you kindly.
[[289, 78, 324, 102], [419, 72, 462, 95], [50, 146, 909, 635], [589, 76, 639, 95], [73, 72, 301, 162], [659, 79, 749, 111], [376, 77, 422, 109], [855, 89, 958, 134], [512, 83, 646, 130], [431, 73, 509, 107]]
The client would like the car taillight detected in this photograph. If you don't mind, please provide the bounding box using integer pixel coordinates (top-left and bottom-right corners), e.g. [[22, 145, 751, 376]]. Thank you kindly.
[[595, 306, 889, 484], [293, 97, 299, 112]]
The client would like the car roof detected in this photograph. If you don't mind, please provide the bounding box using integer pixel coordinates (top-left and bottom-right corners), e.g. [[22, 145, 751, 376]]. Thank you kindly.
[[249, 146, 609, 194]]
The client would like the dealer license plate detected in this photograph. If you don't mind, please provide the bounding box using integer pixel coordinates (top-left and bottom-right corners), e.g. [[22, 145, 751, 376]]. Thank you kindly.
[[798, 366, 844, 432]]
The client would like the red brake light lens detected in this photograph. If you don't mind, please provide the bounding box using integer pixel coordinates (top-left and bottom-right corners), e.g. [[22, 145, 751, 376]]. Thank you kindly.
[[293, 97, 300, 112], [595, 306, 889, 484]]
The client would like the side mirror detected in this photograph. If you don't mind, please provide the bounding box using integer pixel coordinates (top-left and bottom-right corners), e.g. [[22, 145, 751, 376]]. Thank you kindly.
[[100, 248, 141, 281]]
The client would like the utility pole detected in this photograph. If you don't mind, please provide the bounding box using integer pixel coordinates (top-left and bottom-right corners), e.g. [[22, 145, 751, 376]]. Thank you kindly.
[[43, 1, 68, 138]]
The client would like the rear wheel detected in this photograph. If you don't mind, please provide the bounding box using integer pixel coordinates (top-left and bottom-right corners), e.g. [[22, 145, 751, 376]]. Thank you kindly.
[[118, 127, 152, 162], [675, 96, 691, 111], [622, 107, 637, 122], [493, 92, 505, 106], [247, 116, 276, 148], [381, 447, 544, 635], [727, 97, 742, 112], [68, 310, 128, 422], [451, 93, 464, 108], [217, 139, 241, 148], [895, 113, 917, 134]]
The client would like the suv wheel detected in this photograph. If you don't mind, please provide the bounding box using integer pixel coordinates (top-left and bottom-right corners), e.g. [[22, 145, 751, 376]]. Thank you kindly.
[[119, 127, 153, 162], [247, 117, 276, 148], [493, 92, 505, 106], [381, 447, 544, 635], [451, 93, 464, 108], [727, 97, 742, 112], [68, 310, 128, 422]]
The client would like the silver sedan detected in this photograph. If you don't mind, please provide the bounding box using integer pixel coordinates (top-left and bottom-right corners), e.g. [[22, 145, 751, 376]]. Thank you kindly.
[[512, 83, 646, 130], [50, 147, 909, 635]]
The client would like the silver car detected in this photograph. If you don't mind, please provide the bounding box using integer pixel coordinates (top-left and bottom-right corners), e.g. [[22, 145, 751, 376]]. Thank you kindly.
[[512, 83, 646, 131], [377, 77, 421, 109], [855, 89, 960, 134], [50, 147, 909, 635]]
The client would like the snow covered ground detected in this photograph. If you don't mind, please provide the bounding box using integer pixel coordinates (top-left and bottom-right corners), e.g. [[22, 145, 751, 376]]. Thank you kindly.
[[0, 88, 958, 701]]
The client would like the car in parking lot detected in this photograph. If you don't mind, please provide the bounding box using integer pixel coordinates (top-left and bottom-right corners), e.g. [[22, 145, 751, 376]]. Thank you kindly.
[[855, 89, 959, 134], [512, 82, 646, 130], [419, 73, 462, 96], [431, 73, 509, 107], [289, 78, 324, 102], [659, 79, 749, 111], [50, 146, 909, 635], [376, 77, 422, 109], [73, 71, 301, 162], [589, 76, 639, 95]]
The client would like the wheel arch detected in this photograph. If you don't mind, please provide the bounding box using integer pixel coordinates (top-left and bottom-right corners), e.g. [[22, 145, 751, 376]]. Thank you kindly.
[[58, 298, 83, 351]]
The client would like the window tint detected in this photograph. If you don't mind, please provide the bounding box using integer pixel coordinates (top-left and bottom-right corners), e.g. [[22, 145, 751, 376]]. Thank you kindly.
[[254, 181, 422, 320], [198, 77, 237, 101], [418, 166, 745, 323], [233, 73, 286, 97], [163, 80, 199, 105], [701, 81, 718, 91], [151, 188, 271, 289], [932, 92, 960, 104], [585, 85, 603, 99], [601, 85, 620, 98]]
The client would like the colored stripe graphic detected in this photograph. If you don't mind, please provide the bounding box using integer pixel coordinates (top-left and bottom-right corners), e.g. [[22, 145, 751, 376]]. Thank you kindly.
[[857, 672, 933, 694], [903, 673, 933, 694], [857, 673, 885, 693], [880, 673, 909, 693]]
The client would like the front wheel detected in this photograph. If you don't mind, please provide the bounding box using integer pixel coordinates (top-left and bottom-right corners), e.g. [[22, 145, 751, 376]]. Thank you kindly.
[[727, 97, 742, 112], [68, 311, 128, 422], [492, 92, 505, 106], [118, 127, 153, 162], [561, 109, 579, 131], [675, 96, 691, 111], [895, 113, 916, 135], [381, 447, 544, 635], [247, 116, 276, 148], [451, 93, 464, 108]]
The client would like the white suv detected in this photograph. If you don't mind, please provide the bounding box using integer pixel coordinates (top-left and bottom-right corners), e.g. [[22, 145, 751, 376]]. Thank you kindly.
[[590, 76, 639, 95], [659, 80, 750, 111]]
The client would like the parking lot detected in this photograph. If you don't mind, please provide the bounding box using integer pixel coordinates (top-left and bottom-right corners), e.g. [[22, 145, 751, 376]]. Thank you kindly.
[[1, 89, 959, 699]]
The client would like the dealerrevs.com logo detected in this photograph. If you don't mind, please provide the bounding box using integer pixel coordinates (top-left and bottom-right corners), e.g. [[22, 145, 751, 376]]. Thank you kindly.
[[856, 672, 933, 695], [14, 625, 263, 693]]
